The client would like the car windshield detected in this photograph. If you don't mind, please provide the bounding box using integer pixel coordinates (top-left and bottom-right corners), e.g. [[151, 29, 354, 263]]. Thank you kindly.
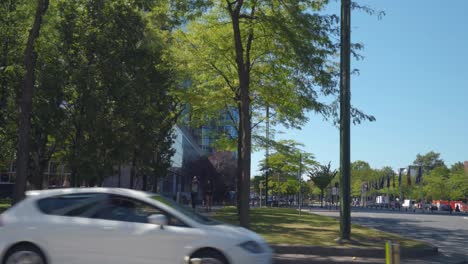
[[151, 195, 221, 226]]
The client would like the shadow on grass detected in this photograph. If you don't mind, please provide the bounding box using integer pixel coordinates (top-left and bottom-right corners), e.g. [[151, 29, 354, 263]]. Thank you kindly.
[[212, 207, 427, 248]]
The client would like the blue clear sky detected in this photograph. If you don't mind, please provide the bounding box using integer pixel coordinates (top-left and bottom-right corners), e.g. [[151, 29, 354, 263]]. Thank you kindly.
[[251, 0, 468, 175]]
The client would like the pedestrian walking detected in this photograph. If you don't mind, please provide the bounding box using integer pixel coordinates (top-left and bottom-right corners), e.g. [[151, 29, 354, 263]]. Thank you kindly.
[[191, 176, 199, 210], [205, 179, 213, 212]]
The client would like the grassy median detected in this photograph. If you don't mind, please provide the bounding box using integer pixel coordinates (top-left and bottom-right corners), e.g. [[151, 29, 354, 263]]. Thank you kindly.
[[212, 207, 428, 249]]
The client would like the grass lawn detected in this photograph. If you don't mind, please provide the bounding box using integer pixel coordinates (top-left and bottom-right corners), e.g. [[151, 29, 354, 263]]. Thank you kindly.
[[212, 207, 428, 249]]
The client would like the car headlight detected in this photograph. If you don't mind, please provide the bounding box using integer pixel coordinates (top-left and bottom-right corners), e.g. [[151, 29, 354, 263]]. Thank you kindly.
[[239, 241, 264, 254]]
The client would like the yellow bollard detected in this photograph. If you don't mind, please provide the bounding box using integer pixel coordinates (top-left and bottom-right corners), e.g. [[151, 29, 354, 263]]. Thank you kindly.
[[386, 241, 400, 264], [392, 243, 400, 264], [386, 241, 393, 264]]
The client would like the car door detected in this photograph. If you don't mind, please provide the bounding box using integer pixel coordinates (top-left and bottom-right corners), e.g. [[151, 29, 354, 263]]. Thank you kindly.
[[35, 193, 111, 264], [90, 194, 203, 264]]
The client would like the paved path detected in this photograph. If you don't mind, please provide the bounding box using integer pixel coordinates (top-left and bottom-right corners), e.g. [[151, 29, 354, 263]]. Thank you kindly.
[[310, 208, 468, 263]]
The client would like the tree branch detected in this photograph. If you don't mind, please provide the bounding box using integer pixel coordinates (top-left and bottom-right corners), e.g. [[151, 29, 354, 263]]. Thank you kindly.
[[224, 102, 240, 133], [239, 14, 258, 19], [180, 31, 238, 94], [251, 117, 266, 130], [208, 61, 238, 94]]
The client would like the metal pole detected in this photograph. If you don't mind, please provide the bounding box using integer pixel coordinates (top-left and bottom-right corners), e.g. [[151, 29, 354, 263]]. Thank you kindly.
[[399, 169, 403, 211], [339, 0, 351, 240], [298, 153, 302, 215], [265, 104, 270, 208]]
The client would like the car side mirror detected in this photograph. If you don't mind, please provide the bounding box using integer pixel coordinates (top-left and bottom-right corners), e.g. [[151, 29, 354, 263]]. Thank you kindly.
[[148, 214, 168, 229]]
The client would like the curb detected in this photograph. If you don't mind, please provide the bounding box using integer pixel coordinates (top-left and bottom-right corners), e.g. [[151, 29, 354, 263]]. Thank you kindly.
[[272, 244, 438, 259]]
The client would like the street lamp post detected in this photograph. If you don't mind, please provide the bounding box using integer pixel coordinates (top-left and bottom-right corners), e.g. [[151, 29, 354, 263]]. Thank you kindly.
[[339, 0, 351, 241], [398, 168, 406, 210], [298, 153, 303, 216]]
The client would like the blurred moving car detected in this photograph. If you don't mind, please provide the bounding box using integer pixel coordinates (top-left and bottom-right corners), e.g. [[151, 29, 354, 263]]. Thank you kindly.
[[0, 188, 272, 264]]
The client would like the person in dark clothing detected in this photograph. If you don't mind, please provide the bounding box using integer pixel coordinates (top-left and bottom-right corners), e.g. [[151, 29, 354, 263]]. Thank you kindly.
[[455, 205, 461, 212], [205, 179, 213, 212], [191, 176, 199, 210]]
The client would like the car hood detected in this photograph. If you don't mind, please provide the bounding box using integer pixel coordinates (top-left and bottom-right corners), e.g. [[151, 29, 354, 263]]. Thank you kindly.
[[203, 223, 266, 243]]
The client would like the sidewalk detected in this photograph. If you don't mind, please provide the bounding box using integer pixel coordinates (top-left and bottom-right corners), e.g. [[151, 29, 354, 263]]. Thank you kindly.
[[273, 243, 464, 264], [308, 204, 468, 216], [274, 254, 468, 264]]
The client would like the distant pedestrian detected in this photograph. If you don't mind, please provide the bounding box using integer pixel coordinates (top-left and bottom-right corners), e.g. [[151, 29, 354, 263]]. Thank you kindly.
[[449, 204, 453, 214], [205, 179, 213, 212], [455, 205, 461, 212], [191, 176, 199, 210]]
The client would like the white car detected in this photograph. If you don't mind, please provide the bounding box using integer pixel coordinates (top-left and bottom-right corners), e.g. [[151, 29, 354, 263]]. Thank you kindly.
[[0, 188, 272, 264]]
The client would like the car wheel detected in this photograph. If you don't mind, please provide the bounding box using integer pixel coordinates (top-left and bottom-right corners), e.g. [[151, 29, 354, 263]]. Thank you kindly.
[[3, 244, 46, 264], [190, 249, 227, 264]]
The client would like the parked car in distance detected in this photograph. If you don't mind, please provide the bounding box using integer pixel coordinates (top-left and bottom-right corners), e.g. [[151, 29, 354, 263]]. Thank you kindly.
[[0, 188, 272, 264], [439, 204, 452, 211], [424, 204, 438, 211]]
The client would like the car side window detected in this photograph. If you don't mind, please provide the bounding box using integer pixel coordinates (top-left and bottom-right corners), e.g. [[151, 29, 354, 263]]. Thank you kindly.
[[93, 195, 187, 227], [37, 193, 105, 217]]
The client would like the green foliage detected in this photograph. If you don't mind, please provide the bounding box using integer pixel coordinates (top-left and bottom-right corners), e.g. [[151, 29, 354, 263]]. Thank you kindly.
[[422, 166, 450, 201], [0, 0, 34, 164], [450, 162, 465, 173], [309, 162, 337, 191], [421, 165, 468, 201], [47, 0, 179, 186], [172, 1, 376, 131], [258, 139, 315, 188], [413, 151, 446, 174], [1, 0, 180, 189], [349, 160, 374, 196], [447, 170, 468, 201]]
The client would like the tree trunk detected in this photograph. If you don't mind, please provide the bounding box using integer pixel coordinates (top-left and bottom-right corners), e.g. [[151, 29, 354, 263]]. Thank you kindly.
[[13, 0, 49, 204], [142, 173, 147, 191], [228, 0, 253, 229], [118, 163, 121, 188], [239, 89, 252, 228], [320, 189, 324, 208], [130, 149, 137, 189], [152, 155, 159, 193], [236, 103, 243, 215], [152, 176, 158, 193]]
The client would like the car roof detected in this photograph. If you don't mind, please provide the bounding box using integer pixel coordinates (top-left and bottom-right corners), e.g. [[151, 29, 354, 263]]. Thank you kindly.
[[25, 187, 152, 199]]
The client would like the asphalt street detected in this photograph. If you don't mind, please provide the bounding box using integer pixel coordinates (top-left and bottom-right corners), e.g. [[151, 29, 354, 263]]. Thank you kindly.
[[310, 208, 468, 263]]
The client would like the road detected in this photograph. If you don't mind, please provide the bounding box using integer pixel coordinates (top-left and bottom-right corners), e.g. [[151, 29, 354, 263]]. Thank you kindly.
[[310, 208, 468, 263]]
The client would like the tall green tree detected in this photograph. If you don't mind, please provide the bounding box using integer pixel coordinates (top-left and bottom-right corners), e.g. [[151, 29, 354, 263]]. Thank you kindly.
[[309, 162, 337, 207], [0, 0, 34, 172], [51, 0, 178, 188], [413, 151, 446, 174], [172, 0, 375, 227], [422, 166, 450, 201], [447, 168, 468, 201], [350, 160, 373, 197], [450, 162, 465, 173], [14, 0, 49, 203]]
